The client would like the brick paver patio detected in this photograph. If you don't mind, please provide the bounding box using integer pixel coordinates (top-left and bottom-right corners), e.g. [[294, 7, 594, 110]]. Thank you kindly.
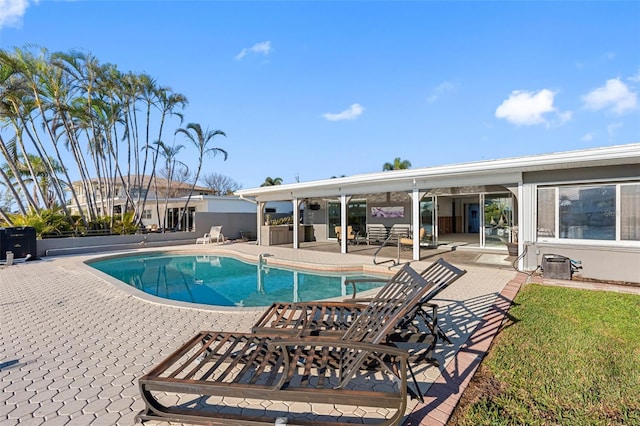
[[1, 243, 519, 425]]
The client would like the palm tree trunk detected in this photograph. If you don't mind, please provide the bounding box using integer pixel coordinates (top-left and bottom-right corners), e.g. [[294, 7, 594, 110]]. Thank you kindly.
[[0, 162, 27, 215], [0, 207, 14, 225]]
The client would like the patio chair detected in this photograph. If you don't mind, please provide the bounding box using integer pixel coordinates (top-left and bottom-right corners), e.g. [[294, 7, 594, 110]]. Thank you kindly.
[[195, 225, 224, 244], [400, 227, 426, 249], [137, 263, 431, 425], [335, 225, 356, 245], [252, 258, 466, 360]]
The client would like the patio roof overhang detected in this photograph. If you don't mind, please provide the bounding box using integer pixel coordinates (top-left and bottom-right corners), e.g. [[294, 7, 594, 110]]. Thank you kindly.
[[236, 143, 640, 202]]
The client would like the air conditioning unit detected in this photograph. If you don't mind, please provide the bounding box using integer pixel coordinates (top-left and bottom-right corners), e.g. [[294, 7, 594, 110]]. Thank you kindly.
[[542, 254, 571, 280]]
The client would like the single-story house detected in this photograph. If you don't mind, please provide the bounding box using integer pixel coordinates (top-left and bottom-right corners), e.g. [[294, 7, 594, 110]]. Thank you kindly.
[[236, 143, 640, 284]]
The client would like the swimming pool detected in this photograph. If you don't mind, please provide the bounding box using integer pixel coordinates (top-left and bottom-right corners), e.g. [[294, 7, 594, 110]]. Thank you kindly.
[[88, 253, 383, 307]]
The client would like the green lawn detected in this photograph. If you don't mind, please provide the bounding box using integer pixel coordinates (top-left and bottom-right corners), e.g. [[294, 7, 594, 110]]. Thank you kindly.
[[451, 284, 640, 426]]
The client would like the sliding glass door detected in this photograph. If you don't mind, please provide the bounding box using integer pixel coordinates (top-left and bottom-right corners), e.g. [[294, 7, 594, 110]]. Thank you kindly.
[[484, 194, 514, 248], [327, 200, 367, 239], [420, 196, 438, 247], [327, 202, 340, 239]]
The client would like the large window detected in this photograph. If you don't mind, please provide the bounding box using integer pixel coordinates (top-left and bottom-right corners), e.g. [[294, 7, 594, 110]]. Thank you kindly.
[[537, 188, 556, 238], [621, 184, 640, 241], [537, 183, 640, 242], [559, 185, 615, 240]]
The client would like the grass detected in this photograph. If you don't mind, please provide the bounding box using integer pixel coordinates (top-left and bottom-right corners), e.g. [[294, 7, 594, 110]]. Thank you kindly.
[[450, 284, 640, 426]]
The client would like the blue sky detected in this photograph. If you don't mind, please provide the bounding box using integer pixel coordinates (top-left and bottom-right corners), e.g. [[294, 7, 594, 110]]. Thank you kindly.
[[1, 1, 639, 189]]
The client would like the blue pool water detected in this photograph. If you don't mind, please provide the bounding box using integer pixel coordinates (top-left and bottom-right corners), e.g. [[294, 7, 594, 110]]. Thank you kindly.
[[89, 253, 383, 307]]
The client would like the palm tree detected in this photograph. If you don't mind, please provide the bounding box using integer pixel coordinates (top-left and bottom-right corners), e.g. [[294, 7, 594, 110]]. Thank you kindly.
[[17, 46, 85, 224], [0, 162, 26, 216], [0, 46, 193, 234], [382, 157, 411, 171], [138, 87, 187, 226], [0, 136, 30, 215], [174, 123, 226, 230], [2, 153, 66, 209], [53, 49, 114, 222], [261, 176, 283, 187], [0, 52, 42, 214], [151, 140, 185, 230]]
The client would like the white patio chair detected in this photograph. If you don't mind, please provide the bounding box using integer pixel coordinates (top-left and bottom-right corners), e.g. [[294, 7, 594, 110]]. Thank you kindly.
[[195, 225, 224, 244]]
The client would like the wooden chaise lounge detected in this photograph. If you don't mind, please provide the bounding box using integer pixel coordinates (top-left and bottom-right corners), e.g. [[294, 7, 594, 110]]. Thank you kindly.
[[252, 258, 466, 362], [137, 263, 431, 425]]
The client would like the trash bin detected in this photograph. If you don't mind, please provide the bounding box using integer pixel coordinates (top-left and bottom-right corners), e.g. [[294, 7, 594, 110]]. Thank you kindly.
[[0, 226, 37, 260], [303, 225, 315, 242], [542, 254, 571, 280]]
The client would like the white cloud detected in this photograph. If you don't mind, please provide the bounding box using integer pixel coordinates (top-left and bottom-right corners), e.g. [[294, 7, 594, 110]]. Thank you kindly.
[[555, 110, 573, 126], [0, 0, 37, 28], [601, 52, 616, 62], [323, 104, 364, 121], [495, 89, 562, 126], [582, 78, 637, 114], [427, 81, 455, 103], [627, 70, 640, 83], [235, 41, 272, 61], [581, 133, 594, 142]]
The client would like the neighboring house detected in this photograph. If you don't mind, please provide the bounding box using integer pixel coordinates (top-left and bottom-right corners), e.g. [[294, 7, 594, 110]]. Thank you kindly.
[[68, 176, 256, 237], [236, 143, 640, 283]]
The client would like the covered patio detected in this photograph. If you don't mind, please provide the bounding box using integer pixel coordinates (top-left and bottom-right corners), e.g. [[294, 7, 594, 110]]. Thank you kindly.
[[237, 163, 522, 263]]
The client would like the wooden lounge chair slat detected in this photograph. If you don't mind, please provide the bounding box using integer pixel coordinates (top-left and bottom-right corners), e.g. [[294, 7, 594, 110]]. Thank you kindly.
[[271, 305, 289, 327], [168, 332, 217, 379], [317, 346, 330, 388], [238, 339, 269, 384], [201, 332, 246, 378], [283, 304, 304, 329], [288, 345, 306, 385], [137, 263, 440, 425], [264, 347, 283, 387], [200, 333, 248, 381]]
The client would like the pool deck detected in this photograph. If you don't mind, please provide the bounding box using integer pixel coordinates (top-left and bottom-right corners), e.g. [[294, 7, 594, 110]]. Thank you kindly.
[[0, 241, 560, 425]]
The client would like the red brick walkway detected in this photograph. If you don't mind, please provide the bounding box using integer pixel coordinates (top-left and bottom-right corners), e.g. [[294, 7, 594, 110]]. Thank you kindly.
[[404, 272, 527, 425]]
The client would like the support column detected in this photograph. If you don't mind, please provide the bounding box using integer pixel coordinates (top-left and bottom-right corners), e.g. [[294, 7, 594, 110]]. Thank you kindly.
[[257, 202, 265, 246], [340, 194, 348, 254], [411, 187, 420, 261], [479, 193, 485, 248], [518, 182, 533, 271], [292, 198, 300, 249]]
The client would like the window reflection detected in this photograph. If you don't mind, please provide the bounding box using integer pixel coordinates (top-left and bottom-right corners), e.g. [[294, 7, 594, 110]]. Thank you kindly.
[[559, 185, 616, 240]]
